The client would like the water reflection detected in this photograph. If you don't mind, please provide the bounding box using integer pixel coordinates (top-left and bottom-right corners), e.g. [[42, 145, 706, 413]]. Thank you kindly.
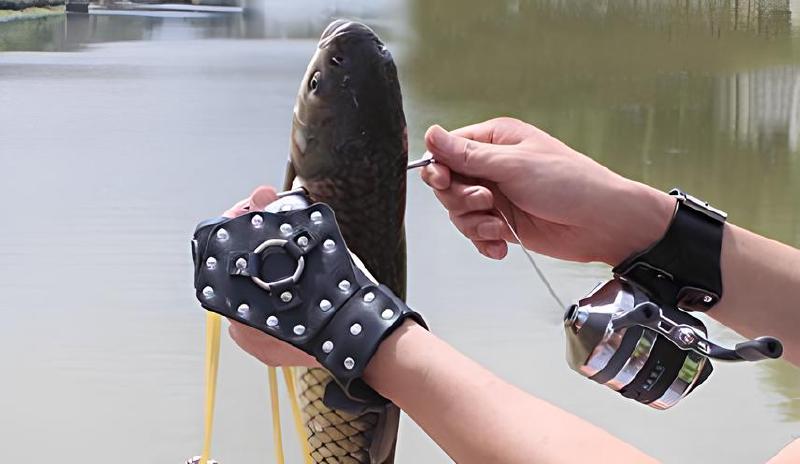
[[406, 0, 800, 246], [763, 362, 800, 421], [715, 67, 800, 153], [0, 0, 404, 52], [0, 13, 251, 52]]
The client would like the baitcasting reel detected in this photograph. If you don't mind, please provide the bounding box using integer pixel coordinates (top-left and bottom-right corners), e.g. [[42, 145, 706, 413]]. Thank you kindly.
[[564, 278, 783, 409]]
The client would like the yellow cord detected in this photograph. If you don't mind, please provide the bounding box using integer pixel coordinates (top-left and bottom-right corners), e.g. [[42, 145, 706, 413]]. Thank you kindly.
[[199, 316, 310, 464], [268, 367, 286, 464], [201, 312, 222, 464], [282, 367, 313, 464]]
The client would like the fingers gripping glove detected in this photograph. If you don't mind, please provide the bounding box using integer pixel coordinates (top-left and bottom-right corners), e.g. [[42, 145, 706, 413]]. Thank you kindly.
[[191, 200, 426, 404]]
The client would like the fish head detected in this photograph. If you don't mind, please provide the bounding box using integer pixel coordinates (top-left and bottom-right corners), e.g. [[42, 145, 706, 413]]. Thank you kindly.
[[291, 19, 406, 180]]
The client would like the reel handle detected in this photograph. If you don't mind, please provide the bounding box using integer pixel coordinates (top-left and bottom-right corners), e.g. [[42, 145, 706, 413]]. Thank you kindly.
[[612, 302, 783, 363], [733, 336, 783, 361]]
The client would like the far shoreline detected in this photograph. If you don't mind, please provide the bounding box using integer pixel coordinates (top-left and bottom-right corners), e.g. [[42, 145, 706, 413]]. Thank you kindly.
[[0, 5, 64, 23]]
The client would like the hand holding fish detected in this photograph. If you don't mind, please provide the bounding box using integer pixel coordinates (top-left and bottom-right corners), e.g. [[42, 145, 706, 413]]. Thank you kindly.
[[201, 184, 426, 399], [221, 185, 320, 368], [420, 117, 675, 265]]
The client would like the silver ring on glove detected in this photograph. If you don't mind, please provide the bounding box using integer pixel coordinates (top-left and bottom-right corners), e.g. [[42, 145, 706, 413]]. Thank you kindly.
[[250, 238, 305, 292]]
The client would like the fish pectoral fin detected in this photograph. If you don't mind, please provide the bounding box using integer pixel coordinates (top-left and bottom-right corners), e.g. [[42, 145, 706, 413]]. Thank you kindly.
[[291, 176, 306, 190]]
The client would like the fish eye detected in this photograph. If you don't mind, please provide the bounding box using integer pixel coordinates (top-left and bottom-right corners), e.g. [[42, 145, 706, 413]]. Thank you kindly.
[[330, 56, 343, 66], [309, 71, 321, 91]]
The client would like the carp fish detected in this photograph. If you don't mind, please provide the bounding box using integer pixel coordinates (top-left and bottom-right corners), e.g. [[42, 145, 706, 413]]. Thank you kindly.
[[282, 19, 408, 464]]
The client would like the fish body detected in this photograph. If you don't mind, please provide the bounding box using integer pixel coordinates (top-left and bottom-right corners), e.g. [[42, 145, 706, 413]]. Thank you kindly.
[[283, 20, 408, 464]]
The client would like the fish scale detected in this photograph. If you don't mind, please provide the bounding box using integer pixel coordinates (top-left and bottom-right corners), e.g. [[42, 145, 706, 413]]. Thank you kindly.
[[297, 367, 378, 463], [303, 175, 407, 297]]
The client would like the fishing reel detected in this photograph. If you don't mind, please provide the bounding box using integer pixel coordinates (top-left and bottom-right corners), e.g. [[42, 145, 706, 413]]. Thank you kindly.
[[563, 189, 784, 409], [564, 278, 783, 409]]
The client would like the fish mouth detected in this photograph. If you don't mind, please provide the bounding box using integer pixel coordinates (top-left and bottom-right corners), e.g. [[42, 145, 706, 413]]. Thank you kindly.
[[318, 19, 383, 50]]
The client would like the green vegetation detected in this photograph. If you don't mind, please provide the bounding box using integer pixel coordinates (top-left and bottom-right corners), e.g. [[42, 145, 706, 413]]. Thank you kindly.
[[0, 5, 63, 22], [0, 13, 65, 51]]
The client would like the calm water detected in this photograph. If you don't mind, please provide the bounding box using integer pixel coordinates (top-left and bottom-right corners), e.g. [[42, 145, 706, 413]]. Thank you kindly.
[[1, 1, 798, 462]]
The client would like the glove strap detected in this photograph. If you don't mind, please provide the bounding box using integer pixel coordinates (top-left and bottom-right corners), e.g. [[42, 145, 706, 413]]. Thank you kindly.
[[309, 283, 423, 402]]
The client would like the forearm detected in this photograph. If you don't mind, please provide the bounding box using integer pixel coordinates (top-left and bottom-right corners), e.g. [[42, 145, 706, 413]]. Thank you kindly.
[[709, 223, 800, 366], [364, 321, 655, 464]]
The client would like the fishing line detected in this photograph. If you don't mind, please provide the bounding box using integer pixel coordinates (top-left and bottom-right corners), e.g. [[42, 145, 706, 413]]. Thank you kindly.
[[407, 155, 565, 311], [495, 208, 565, 310]]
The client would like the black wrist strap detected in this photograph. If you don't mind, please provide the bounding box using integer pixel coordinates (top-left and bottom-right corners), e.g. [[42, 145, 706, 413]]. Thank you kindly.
[[191, 202, 426, 404], [613, 189, 727, 312], [310, 283, 420, 400]]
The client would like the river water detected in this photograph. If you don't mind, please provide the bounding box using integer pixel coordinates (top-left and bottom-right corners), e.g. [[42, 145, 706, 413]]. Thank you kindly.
[[1, 1, 798, 463]]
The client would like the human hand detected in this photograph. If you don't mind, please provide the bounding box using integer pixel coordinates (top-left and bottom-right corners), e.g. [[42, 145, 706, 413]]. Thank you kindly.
[[420, 117, 675, 265], [222, 185, 319, 368]]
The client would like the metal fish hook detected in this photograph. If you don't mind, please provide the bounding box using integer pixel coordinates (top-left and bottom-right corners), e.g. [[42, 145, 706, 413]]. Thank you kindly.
[[407, 157, 436, 170]]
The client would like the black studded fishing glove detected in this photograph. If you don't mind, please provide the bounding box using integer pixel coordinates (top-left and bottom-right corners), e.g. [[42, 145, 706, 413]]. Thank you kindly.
[[191, 194, 426, 404]]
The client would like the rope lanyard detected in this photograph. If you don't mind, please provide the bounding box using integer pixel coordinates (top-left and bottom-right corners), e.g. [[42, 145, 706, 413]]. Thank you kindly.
[[200, 312, 222, 464], [199, 316, 312, 463], [268, 367, 286, 464], [283, 367, 314, 464]]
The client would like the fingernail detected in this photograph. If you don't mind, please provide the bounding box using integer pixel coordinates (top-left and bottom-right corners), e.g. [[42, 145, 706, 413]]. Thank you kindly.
[[429, 125, 449, 150], [477, 221, 500, 240], [487, 242, 505, 259]]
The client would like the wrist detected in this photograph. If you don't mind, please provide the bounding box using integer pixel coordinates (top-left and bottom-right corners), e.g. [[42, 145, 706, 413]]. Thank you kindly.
[[362, 319, 430, 401], [605, 181, 676, 266]]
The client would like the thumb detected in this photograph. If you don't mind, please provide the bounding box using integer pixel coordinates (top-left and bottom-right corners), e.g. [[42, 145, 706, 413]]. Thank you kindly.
[[249, 185, 278, 211], [425, 125, 502, 181]]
